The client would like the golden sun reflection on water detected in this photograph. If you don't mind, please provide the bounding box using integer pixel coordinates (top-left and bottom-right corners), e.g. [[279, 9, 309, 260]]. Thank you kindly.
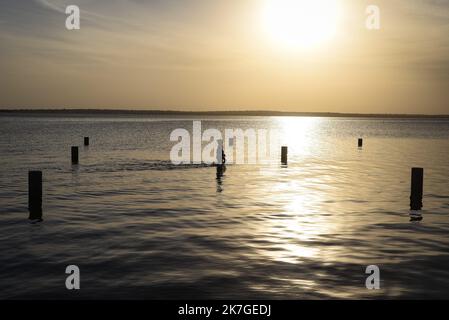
[[253, 117, 345, 290], [276, 117, 322, 157], [256, 177, 336, 264]]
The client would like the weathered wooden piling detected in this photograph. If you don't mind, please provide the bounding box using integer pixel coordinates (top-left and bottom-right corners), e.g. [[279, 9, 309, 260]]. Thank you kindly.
[[358, 138, 363, 148], [410, 167, 424, 210], [28, 171, 42, 220], [71, 146, 79, 164], [84, 137, 89, 146], [281, 146, 288, 165]]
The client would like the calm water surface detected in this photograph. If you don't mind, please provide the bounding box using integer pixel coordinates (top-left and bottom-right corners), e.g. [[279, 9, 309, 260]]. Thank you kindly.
[[0, 115, 448, 299]]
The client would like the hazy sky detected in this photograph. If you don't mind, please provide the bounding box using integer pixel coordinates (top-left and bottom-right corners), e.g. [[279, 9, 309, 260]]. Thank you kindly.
[[0, 0, 448, 114]]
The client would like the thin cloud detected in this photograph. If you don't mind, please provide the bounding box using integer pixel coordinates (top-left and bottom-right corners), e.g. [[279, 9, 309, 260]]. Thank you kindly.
[[34, 0, 65, 13]]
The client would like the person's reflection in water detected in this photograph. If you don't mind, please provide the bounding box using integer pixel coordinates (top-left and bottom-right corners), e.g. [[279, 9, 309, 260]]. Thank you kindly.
[[216, 172, 223, 192]]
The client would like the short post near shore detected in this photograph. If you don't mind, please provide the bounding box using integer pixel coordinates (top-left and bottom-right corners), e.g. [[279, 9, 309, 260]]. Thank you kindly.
[[28, 171, 42, 220], [71, 146, 79, 164], [358, 138, 363, 148], [84, 137, 89, 146], [410, 167, 424, 210], [281, 146, 288, 165]]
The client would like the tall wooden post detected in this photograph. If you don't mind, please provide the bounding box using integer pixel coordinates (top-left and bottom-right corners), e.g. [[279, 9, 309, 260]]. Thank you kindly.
[[71, 146, 79, 164], [28, 171, 43, 221], [281, 146, 288, 165], [410, 168, 424, 210]]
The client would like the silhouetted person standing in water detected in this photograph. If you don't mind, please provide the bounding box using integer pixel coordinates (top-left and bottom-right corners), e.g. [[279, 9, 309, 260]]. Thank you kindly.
[[216, 147, 226, 179], [222, 149, 226, 165]]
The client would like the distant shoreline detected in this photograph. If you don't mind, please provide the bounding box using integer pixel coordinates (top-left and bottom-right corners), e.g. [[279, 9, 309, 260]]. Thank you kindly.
[[1, 109, 449, 119]]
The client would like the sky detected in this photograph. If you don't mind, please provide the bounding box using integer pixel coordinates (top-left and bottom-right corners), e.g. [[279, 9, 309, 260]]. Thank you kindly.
[[0, 0, 448, 114]]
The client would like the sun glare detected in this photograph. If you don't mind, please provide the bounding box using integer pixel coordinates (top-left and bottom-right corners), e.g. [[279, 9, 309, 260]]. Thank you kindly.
[[261, 0, 341, 50]]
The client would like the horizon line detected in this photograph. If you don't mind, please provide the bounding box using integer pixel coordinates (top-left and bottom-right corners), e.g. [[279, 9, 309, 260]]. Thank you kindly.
[[1, 108, 449, 118]]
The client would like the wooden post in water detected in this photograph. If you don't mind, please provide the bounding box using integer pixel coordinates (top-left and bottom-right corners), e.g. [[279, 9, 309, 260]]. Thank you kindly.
[[281, 146, 288, 165], [84, 137, 89, 146], [358, 138, 363, 148], [71, 146, 79, 164], [410, 167, 424, 210], [28, 171, 42, 220]]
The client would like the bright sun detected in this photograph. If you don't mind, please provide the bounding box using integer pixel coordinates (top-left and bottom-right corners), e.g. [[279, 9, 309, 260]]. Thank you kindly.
[[262, 0, 341, 50]]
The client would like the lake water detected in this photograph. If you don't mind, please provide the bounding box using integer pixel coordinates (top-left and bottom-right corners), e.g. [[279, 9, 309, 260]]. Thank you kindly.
[[1, 114, 449, 299]]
